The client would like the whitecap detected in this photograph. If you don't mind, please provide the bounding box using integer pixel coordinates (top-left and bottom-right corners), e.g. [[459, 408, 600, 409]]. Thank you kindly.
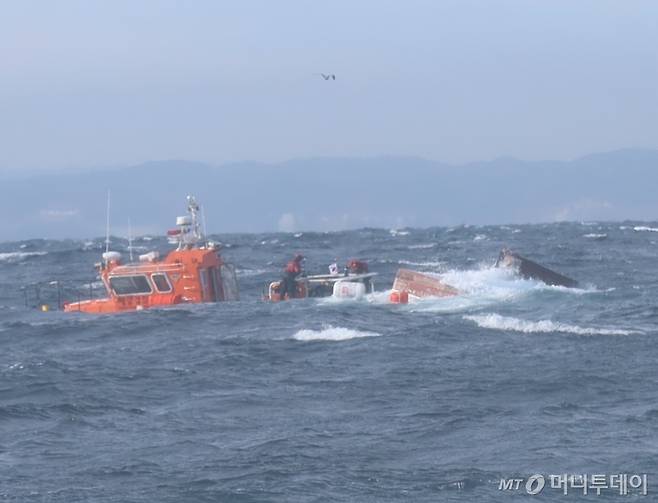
[[0, 251, 47, 262], [390, 229, 410, 237], [407, 266, 534, 313], [292, 325, 381, 342], [406, 265, 597, 314], [464, 313, 639, 336], [407, 243, 435, 250], [473, 234, 487, 241], [634, 226, 658, 233], [583, 233, 607, 239]]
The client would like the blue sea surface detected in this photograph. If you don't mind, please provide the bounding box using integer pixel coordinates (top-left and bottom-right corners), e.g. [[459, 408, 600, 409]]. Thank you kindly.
[[1, 222, 658, 502]]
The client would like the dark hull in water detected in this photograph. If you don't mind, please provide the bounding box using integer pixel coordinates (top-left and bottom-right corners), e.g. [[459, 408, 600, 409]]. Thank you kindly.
[[496, 249, 579, 288]]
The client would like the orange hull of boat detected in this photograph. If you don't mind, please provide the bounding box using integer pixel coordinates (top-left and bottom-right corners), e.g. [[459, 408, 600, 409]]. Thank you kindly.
[[391, 268, 459, 300], [64, 248, 231, 313]]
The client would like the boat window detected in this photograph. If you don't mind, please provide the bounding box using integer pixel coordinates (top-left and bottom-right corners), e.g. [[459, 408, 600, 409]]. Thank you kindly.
[[109, 275, 152, 295], [151, 273, 172, 293]]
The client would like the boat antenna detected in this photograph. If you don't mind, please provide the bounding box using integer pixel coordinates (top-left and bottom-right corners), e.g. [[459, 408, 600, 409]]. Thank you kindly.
[[128, 218, 134, 262], [105, 189, 111, 254], [201, 205, 208, 242]]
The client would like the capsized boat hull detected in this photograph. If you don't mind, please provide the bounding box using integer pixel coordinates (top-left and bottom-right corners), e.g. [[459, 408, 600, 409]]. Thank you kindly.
[[495, 248, 578, 288], [390, 268, 459, 302]]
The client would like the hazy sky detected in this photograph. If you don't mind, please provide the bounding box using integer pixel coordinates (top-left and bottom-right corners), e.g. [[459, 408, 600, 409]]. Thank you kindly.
[[1, 0, 657, 173]]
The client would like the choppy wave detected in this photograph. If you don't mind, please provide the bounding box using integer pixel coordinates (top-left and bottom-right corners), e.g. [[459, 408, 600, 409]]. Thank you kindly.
[[0, 251, 47, 262], [405, 265, 598, 313], [406, 266, 538, 313], [634, 226, 658, 233], [389, 229, 410, 237], [292, 325, 381, 341], [3, 224, 658, 501], [464, 313, 639, 336]]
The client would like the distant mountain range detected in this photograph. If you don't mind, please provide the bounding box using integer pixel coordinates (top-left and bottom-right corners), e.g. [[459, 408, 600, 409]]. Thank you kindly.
[[2, 148, 657, 240]]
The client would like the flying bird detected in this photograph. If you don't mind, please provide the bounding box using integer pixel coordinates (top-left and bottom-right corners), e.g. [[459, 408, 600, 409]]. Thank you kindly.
[[318, 73, 336, 80]]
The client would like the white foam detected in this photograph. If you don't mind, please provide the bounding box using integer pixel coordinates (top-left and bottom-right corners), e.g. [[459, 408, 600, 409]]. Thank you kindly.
[[464, 313, 639, 336], [404, 264, 597, 314], [407, 243, 435, 249], [406, 266, 539, 313], [390, 229, 410, 237], [583, 233, 607, 239], [0, 251, 47, 262], [634, 226, 658, 233], [292, 325, 381, 342], [473, 234, 487, 241]]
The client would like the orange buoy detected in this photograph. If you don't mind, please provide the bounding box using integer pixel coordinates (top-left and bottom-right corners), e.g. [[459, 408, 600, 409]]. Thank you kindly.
[[389, 290, 409, 304]]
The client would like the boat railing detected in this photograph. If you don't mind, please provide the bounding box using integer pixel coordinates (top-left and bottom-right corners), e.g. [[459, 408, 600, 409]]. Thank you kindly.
[[21, 279, 106, 311]]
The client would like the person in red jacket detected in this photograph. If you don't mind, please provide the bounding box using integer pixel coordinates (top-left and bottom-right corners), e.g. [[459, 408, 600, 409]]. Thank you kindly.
[[280, 254, 304, 299], [347, 259, 369, 274]]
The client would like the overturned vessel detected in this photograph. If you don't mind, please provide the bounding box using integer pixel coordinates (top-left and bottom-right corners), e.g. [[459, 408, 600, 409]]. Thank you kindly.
[[389, 268, 459, 303], [64, 196, 239, 313], [495, 248, 579, 288], [390, 248, 579, 303]]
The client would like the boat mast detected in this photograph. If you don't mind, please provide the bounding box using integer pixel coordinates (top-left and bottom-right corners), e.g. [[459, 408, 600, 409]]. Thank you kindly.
[[128, 218, 134, 262], [187, 195, 202, 243], [201, 205, 209, 245], [105, 189, 111, 255]]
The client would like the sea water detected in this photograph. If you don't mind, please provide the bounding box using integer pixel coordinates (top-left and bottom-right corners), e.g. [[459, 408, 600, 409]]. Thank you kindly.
[[1, 222, 657, 501]]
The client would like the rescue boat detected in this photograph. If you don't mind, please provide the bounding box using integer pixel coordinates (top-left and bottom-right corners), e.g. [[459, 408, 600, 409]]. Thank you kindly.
[[266, 260, 377, 301], [64, 196, 239, 313]]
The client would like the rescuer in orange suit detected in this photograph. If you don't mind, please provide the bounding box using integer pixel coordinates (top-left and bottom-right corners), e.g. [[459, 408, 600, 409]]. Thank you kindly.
[[280, 254, 304, 299]]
